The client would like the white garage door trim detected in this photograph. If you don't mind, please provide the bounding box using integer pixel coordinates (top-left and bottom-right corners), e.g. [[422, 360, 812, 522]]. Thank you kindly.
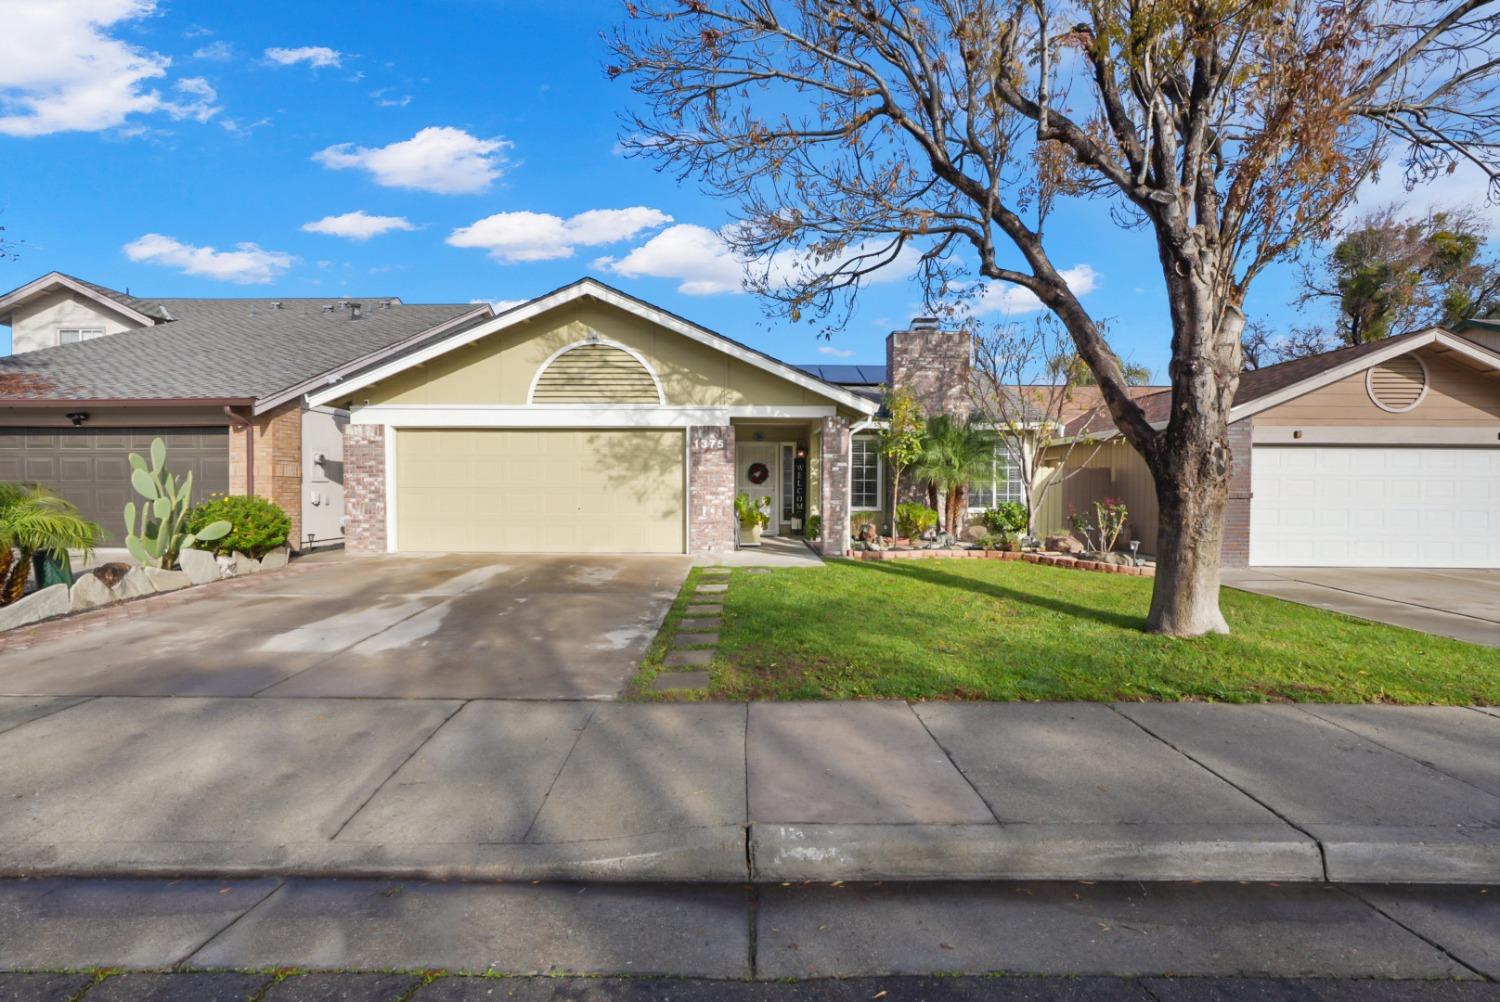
[[1250, 445, 1500, 568], [388, 427, 688, 554]]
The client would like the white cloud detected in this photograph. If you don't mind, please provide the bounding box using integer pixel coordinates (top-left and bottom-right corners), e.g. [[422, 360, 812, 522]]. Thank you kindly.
[[314, 126, 510, 195], [192, 40, 233, 61], [370, 87, 411, 108], [817, 345, 856, 358], [301, 210, 415, 241], [471, 298, 527, 313], [264, 46, 342, 69], [0, 0, 223, 137], [447, 207, 672, 262], [1349, 160, 1499, 228], [974, 264, 1098, 315], [123, 233, 294, 284], [597, 223, 922, 296]]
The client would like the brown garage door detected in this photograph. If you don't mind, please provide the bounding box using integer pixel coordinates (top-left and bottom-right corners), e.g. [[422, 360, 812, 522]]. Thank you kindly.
[[0, 427, 230, 534]]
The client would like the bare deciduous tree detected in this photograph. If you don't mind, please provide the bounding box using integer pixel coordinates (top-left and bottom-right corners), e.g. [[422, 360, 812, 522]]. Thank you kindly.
[[969, 317, 1107, 537], [610, 0, 1500, 636]]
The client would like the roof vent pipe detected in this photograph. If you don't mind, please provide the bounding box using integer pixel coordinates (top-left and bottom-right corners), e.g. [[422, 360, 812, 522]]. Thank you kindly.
[[348, 302, 363, 320]]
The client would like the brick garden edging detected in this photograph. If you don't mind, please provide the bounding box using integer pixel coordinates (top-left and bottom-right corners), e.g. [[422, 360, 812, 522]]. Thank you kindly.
[[848, 548, 1155, 576]]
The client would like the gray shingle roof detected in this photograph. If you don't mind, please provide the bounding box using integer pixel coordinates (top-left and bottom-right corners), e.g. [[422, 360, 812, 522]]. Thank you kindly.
[[0, 298, 479, 402]]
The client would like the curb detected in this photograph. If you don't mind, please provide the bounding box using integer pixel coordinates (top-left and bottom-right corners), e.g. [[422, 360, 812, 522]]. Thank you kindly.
[[4, 823, 1493, 885]]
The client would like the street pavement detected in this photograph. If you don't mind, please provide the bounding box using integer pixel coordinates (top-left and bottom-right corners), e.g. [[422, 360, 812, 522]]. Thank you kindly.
[[0, 698, 1494, 884]]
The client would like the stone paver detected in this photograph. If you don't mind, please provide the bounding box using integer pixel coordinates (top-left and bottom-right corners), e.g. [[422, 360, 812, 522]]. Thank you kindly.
[[0, 697, 458, 843], [694, 583, 728, 594], [700, 568, 731, 576], [678, 618, 722, 631], [755, 882, 1475, 979], [526, 703, 746, 842], [651, 671, 711, 691], [259, 972, 424, 1001], [1352, 884, 1500, 979], [684, 604, 722, 617], [674, 632, 720, 646], [664, 649, 713, 666], [748, 702, 993, 824], [189, 880, 751, 977], [337, 702, 594, 844], [85, 972, 273, 1001], [0, 877, 278, 969], [1298, 705, 1500, 796]]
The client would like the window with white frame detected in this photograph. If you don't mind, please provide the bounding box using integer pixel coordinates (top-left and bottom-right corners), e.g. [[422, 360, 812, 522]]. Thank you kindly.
[[851, 436, 881, 510], [57, 328, 104, 345], [969, 446, 1024, 509]]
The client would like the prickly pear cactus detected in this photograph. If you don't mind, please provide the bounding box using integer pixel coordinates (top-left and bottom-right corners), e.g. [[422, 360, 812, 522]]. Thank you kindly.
[[123, 437, 232, 569]]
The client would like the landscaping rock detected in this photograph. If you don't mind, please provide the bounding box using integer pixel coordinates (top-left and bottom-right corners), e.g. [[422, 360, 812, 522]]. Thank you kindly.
[[113, 567, 158, 600], [142, 567, 191, 593], [234, 551, 263, 574], [961, 524, 988, 543], [259, 546, 290, 571], [0, 584, 71, 631], [69, 573, 115, 612], [857, 523, 879, 544], [1046, 533, 1086, 554], [216, 554, 239, 578], [178, 547, 219, 585], [92, 562, 132, 588]]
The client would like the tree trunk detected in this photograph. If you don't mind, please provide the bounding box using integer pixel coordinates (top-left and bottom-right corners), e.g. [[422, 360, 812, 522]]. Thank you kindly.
[[2, 548, 30, 606], [1144, 431, 1232, 637], [0, 547, 12, 607]]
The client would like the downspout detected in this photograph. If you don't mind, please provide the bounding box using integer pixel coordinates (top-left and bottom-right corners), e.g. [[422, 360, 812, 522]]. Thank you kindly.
[[224, 406, 253, 495]]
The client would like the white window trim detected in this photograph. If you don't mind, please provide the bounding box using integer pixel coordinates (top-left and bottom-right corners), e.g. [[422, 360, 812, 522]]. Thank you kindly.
[[525, 335, 667, 405], [967, 446, 1024, 511], [850, 435, 883, 511], [57, 327, 104, 345]]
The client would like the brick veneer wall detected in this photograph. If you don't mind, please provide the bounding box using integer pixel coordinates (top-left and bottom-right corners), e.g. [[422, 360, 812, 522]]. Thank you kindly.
[[887, 326, 973, 505], [1221, 417, 1253, 568], [819, 415, 851, 556], [228, 401, 303, 549], [344, 423, 388, 554], [688, 425, 736, 553]]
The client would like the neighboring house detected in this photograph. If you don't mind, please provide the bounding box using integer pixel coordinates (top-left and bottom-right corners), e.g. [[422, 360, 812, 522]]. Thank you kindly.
[[1054, 330, 1500, 568], [0, 272, 491, 548]]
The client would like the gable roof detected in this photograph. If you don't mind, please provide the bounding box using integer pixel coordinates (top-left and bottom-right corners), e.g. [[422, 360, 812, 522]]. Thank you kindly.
[[0, 271, 164, 328], [1066, 328, 1500, 438], [0, 298, 488, 411], [307, 276, 881, 415]]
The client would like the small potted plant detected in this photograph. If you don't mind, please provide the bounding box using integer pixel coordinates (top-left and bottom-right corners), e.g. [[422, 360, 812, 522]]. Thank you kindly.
[[735, 492, 770, 546]]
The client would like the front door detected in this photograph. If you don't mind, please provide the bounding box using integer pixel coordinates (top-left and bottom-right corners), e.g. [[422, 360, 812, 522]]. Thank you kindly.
[[736, 442, 780, 534]]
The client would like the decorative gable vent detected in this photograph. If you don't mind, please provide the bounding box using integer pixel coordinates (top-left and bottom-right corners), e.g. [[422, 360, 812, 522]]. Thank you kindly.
[[530, 340, 664, 405], [1366, 354, 1429, 413]]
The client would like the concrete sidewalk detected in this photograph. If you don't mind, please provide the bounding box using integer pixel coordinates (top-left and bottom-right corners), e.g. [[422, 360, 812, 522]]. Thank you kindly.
[[0, 698, 1494, 884]]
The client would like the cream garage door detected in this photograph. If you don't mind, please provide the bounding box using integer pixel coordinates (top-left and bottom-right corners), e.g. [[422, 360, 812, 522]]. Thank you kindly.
[[1250, 445, 1500, 567], [395, 429, 685, 553]]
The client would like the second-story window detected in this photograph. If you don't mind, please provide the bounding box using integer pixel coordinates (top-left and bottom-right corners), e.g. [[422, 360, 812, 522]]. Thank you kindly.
[[57, 328, 104, 345]]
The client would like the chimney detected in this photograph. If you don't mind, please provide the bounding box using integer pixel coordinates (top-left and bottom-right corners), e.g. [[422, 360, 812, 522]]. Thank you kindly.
[[885, 316, 973, 422]]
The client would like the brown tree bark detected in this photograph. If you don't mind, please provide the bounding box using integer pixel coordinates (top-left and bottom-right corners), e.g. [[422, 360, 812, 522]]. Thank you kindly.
[[1145, 442, 1233, 636]]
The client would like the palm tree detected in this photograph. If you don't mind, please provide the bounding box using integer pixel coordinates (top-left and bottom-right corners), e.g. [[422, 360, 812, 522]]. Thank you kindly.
[[0, 483, 104, 605], [912, 415, 995, 535]]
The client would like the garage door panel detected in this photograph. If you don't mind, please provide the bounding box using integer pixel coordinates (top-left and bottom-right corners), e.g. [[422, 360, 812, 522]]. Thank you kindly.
[[395, 428, 685, 554], [1251, 445, 1500, 568]]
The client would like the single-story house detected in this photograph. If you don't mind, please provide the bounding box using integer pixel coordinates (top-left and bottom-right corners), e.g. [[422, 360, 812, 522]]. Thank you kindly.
[[0, 271, 491, 547]]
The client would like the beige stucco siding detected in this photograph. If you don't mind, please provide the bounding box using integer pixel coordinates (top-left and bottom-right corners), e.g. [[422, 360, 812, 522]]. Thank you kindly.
[[1255, 349, 1500, 426], [1037, 439, 1158, 553], [364, 302, 824, 408], [9, 291, 140, 354]]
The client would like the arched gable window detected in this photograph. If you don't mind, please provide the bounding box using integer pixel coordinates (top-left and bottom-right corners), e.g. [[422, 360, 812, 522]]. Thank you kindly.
[[527, 338, 665, 405]]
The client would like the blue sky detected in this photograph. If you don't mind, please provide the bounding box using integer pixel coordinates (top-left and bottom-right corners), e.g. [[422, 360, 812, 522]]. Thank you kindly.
[[1, 0, 1491, 372]]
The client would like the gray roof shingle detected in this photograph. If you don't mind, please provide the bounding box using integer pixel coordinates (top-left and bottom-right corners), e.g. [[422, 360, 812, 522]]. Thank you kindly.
[[0, 297, 480, 402]]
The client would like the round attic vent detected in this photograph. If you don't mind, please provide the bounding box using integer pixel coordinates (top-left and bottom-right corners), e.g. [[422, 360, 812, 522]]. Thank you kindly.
[[1366, 354, 1429, 413]]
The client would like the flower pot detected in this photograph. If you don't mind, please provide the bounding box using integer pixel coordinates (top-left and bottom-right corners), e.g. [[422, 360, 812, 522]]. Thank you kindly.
[[740, 522, 764, 547]]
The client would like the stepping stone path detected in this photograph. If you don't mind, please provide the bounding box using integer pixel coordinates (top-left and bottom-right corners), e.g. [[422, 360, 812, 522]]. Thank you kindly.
[[654, 569, 734, 691]]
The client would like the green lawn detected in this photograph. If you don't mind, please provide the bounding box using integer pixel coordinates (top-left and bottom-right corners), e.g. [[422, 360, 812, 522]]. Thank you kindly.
[[632, 559, 1499, 704]]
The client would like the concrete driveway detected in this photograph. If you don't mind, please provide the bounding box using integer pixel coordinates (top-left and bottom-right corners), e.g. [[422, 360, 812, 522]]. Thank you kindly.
[[0, 553, 690, 699], [1222, 567, 1500, 647]]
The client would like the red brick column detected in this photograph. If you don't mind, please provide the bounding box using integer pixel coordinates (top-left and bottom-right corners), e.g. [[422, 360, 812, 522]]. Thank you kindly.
[[344, 424, 388, 554], [688, 425, 735, 554], [228, 401, 303, 549], [1221, 418, 1253, 568], [819, 415, 851, 556]]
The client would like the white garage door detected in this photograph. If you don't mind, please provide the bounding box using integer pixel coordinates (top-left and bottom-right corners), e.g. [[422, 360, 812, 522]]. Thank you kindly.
[[395, 428, 685, 554], [1250, 446, 1500, 567]]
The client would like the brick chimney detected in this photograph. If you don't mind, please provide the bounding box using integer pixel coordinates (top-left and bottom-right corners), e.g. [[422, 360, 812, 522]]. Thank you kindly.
[[885, 317, 973, 421]]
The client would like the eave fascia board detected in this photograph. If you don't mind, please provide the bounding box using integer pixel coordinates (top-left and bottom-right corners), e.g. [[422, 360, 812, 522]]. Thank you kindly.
[[0, 272, 157, 329], [253, 304, 494, 415], [305, 279, 880, 415]]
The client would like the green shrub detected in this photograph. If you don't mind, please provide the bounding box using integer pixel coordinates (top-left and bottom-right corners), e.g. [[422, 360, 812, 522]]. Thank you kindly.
[[895, 503, 938, 538], [982, 501, 1029, 537], [804, 513, 822, 541], [184, 493, 291, 558]]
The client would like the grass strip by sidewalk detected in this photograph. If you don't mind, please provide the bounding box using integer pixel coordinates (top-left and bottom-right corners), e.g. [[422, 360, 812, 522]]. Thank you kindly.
[[633, 558, 1498, 704]]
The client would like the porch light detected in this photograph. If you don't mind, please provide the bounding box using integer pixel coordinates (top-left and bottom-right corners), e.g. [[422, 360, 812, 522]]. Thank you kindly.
[[795, 448, 806, 458]]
